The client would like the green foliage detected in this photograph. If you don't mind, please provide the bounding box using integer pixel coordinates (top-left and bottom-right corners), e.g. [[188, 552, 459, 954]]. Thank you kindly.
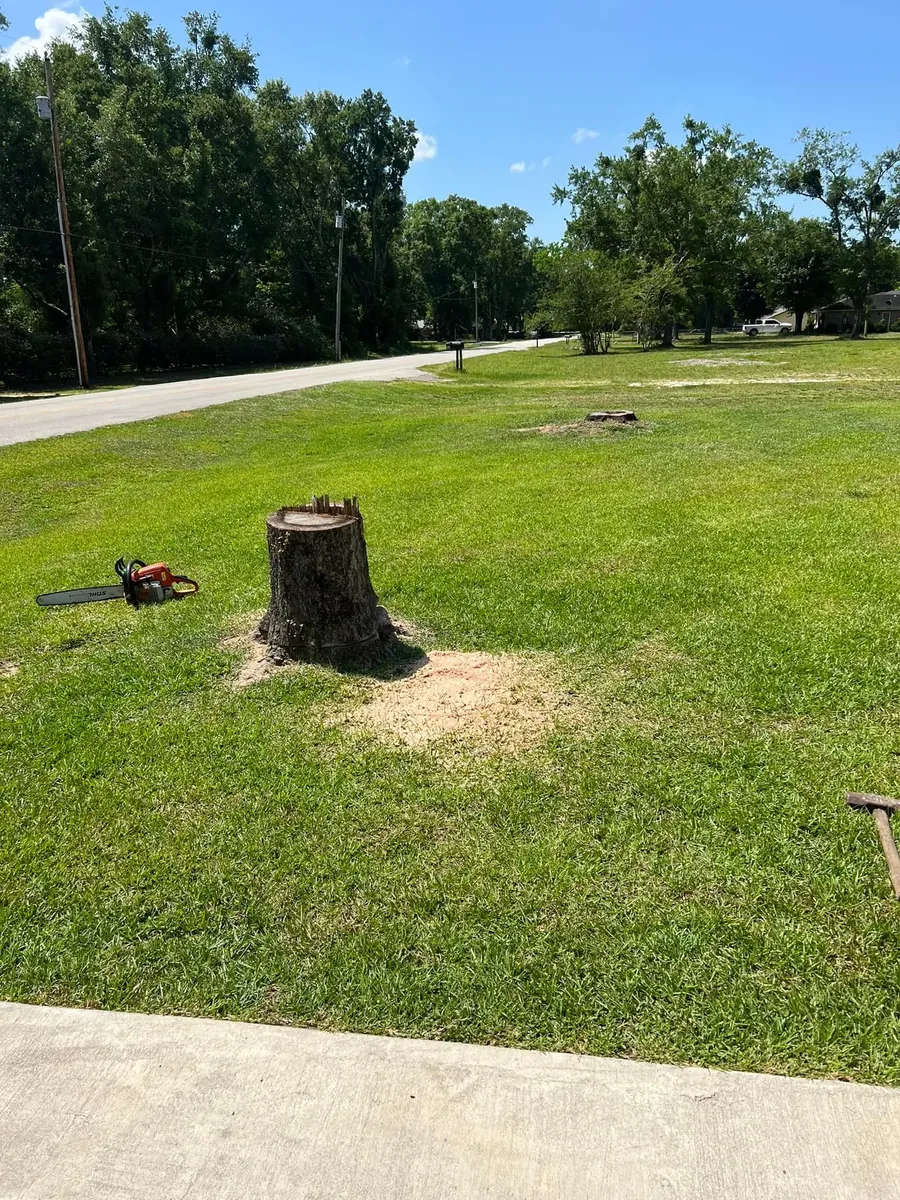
[[0, 9, 422, 375], [399, 197, 538, 340], [535, 246, 625, 353], [764, 216, 840, 330], [623, 258, 686, 349], [555, 115, 772, 343], [779, 131, 900, 334]]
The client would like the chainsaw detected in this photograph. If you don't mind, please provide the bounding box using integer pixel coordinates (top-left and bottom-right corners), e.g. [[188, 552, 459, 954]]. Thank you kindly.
[[36, 558, 199, 608]]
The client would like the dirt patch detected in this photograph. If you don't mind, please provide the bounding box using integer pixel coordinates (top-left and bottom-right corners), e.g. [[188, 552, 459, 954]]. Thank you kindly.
[[515, 422, 583, 434], [515, 421, 647, 435], [0, 661, 19, 679], [223, 629, 291, 688], [230, 637, 283, 687], [628, 374, 847, 389], [338, 650, 574, 749], [674, 357, 769, 367], [225, 612, 429, 690], [408, 371, 448, 383]]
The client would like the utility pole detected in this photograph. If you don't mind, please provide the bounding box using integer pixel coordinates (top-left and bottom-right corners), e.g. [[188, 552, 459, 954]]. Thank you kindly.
[[39, 55, 89, 388], [473, 274, 478, 343], [334, 198, 346, 362]]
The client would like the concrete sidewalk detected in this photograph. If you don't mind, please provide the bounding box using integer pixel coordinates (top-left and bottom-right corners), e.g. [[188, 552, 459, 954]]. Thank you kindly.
[[0, 1002, 896, 1198]]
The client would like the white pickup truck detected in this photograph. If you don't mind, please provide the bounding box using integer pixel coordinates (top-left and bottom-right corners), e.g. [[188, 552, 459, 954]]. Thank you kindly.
[[742, 317, 791, 337]]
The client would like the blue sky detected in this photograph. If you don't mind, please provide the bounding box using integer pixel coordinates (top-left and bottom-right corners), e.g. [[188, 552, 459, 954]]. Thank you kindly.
[[3, 0, 899, 241]]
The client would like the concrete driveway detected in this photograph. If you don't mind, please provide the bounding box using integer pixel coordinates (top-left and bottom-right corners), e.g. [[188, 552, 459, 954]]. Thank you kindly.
[[1, 1001, 897, 1199], [0, 340, 552, 447]]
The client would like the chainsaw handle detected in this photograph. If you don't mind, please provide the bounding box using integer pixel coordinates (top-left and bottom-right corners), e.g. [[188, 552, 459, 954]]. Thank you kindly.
[[170, 575, 199, 596]]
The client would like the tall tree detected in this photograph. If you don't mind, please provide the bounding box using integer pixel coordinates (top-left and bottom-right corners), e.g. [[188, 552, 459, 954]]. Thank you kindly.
[[554, 116, 772, 344], [400, 196, 537, 339], [779, 131, 900, 336], [764, 215, 839, 332], [0, 7, 427, 378]]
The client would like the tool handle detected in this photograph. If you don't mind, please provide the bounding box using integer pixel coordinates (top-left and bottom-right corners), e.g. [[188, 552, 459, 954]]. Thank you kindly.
[[871, 807, 900, 900], [170, 575, 199, 596]]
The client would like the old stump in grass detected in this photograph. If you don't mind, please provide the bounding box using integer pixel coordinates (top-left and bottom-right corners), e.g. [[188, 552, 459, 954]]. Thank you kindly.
[[256, 496, 394, 666]]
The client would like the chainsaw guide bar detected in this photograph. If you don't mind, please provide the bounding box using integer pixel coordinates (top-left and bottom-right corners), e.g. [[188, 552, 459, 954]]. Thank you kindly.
[[36, 558, 199, 608]]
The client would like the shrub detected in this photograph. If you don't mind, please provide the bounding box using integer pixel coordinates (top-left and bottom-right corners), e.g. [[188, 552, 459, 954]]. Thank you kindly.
[[0, 318, 332, 383]]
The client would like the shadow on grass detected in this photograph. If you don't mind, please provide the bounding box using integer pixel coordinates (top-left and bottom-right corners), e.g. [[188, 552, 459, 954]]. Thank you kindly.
[[334, 631, 429, 682]]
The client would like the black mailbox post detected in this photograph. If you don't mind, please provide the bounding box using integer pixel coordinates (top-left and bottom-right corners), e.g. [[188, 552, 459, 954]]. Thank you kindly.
[[446, 340, 464, 370]]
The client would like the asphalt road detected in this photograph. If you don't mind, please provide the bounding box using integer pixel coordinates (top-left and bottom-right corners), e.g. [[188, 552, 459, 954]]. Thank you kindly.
[[0, 339, 552, 447]]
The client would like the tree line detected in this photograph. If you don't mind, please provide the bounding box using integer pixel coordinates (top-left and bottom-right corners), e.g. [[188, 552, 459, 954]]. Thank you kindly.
[[3, 7, 900, 381], [539, 117, 900, 353], [0, 8, 539, 382]]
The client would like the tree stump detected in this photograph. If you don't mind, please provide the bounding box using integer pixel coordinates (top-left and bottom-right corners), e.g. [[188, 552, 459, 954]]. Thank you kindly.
[[256, 496, 393, 666], [585, 410, 638, 423]]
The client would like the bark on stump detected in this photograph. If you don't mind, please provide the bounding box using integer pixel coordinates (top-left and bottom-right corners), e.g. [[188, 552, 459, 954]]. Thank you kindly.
[[257, 496, 393, 666]]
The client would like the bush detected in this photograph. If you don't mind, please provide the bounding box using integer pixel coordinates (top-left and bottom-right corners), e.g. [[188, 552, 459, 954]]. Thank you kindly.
[[0, 328, 73, 383], [0, 317, 332, 383]]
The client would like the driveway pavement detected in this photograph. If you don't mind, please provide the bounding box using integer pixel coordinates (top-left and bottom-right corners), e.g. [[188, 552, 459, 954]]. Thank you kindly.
[[0, 340, 551, 447], [0, 1001, 896, 1199]]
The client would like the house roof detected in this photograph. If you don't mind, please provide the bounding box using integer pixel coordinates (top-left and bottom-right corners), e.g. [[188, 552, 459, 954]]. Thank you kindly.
[[820, 291, 900, 312]]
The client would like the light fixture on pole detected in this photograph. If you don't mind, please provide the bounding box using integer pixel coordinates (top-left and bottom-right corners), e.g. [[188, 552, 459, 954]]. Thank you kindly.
[[36, 55, 90, 389]]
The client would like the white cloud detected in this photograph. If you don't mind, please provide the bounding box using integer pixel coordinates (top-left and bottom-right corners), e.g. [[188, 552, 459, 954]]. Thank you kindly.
[[396, 54, 411, 67], [413, 131, 437, 162], [541, 156, 552, 168], [572, 127, 600, 144], [509, 161, 526, 173], [0, 6, 87, 65]]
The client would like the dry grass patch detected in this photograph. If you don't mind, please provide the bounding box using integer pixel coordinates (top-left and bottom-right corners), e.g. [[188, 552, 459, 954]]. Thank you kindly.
[[514, 420, 648, 436], [628, 374, 852, 389]]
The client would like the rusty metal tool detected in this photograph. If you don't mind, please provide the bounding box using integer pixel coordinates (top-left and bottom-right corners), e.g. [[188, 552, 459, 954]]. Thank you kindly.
[[846, 793, 900, 899]]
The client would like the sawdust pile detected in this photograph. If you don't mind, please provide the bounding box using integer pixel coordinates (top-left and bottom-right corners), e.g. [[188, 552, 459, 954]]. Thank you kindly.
[[339, 650, 573, 749], [226, 629, 575, 751], [224, 631, 284, 688]]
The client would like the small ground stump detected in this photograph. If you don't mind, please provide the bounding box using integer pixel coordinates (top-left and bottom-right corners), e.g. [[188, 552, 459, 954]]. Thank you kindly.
[[257, 496, 393, 666], [586, 410, 638, 423]]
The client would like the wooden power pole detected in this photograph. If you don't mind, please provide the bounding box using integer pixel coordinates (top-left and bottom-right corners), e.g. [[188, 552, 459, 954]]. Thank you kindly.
[[41, 54, 90, 389]]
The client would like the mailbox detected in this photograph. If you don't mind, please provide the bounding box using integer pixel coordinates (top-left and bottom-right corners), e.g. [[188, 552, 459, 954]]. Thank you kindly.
[[446, 340, 464, 370]]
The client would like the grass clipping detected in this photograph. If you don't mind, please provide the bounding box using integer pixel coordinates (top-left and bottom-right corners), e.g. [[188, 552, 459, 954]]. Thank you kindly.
[[338, 650, 575, 750]]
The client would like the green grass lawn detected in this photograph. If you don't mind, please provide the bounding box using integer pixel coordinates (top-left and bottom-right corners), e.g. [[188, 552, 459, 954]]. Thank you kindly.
[[3, 333, 900, 1084]]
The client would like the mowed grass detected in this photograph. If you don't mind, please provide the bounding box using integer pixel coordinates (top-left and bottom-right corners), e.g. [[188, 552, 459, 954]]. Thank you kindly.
[[3, 333, 900, 1084]]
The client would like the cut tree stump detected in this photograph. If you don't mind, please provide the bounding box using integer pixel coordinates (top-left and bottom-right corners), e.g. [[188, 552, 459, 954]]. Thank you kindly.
[[585, 410, 637, 423], [256, 496, 394, 666]]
